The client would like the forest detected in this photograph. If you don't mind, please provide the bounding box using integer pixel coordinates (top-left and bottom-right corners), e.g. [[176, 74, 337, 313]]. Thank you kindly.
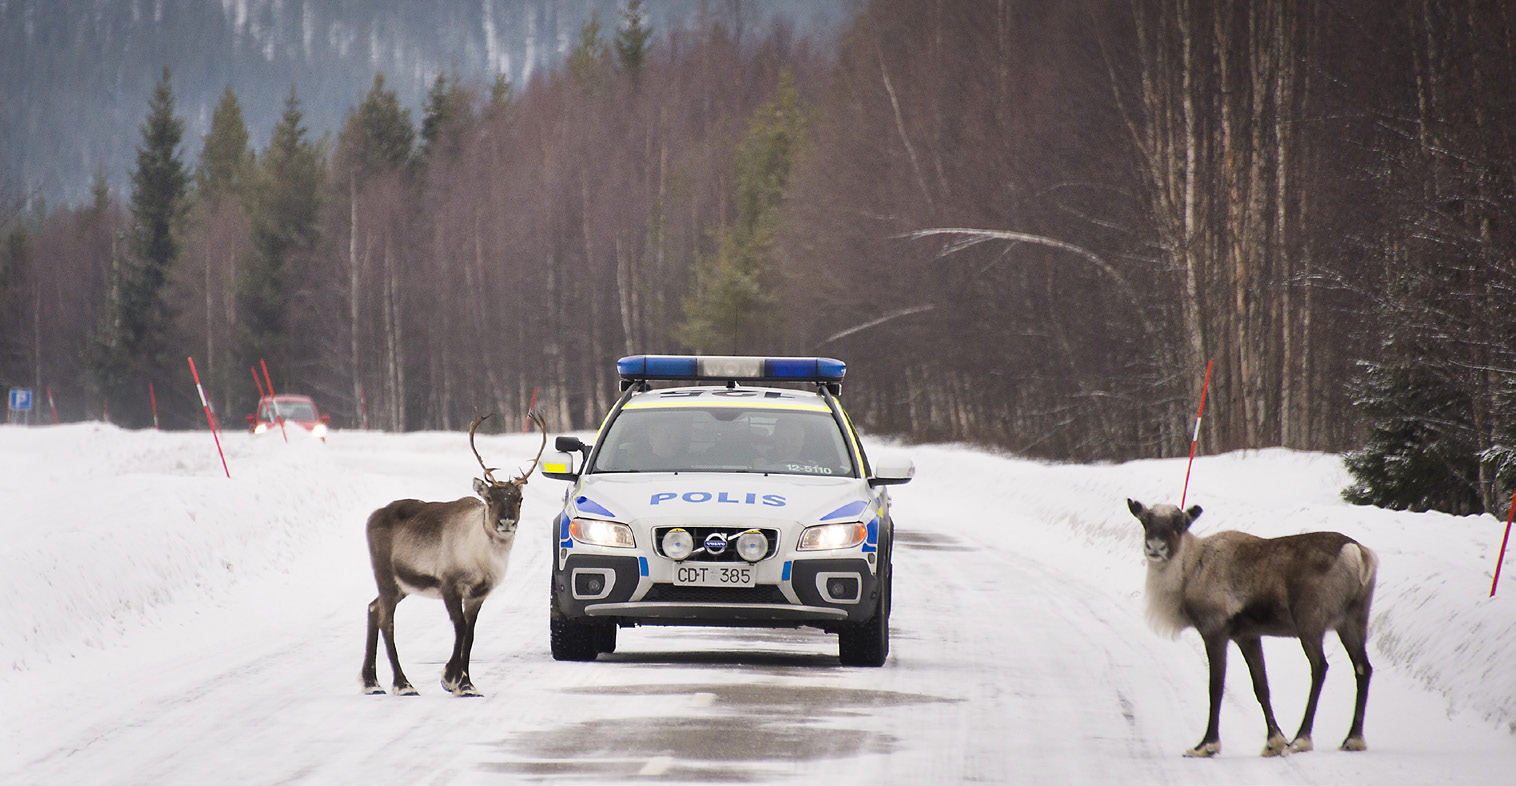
[[2, 0, 1515, 516]]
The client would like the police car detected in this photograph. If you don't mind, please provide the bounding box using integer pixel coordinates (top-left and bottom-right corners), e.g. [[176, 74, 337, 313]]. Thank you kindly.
[[541, 355, 913, 666]]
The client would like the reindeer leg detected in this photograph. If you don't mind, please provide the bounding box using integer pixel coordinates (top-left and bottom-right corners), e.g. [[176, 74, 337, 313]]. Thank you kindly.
[[1238, 637, 1289, 756], [1186, 634, 1228, 758], [362, 596, 386, 694], [440, 588, 481, 696], [378, 593, 417, 695], [453, 596, 486, 697], [1285, 632, 1329, 753], [1337, 623, 1372, 751]]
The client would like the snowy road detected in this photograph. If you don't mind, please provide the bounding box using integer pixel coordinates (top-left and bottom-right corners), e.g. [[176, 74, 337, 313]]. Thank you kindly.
[[2, 427, 1512, 784]]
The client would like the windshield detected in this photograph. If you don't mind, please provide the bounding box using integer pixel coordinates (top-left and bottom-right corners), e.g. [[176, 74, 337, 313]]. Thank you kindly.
[[274, 400, 317, 421], [591, 406, 854, 476]]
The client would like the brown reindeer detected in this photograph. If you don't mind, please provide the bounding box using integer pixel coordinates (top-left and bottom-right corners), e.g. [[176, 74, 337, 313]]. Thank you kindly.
[[1126, 499, 1377, 758], [361, 411, 547, 696]]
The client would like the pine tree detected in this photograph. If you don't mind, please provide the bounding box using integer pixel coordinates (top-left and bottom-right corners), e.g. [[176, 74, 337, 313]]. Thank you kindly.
[[678, 70, 810, 353], [90, 66, 189, 427], [240, 87, 322, 386]]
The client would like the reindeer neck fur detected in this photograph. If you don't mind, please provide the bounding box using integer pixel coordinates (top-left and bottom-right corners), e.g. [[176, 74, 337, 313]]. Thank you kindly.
[[1144, 529, 1202, 637]]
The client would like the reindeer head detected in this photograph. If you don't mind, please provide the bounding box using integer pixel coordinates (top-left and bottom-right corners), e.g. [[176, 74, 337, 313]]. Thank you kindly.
[[1127, 499, 1202, 563], [470, 411, 549, 536]]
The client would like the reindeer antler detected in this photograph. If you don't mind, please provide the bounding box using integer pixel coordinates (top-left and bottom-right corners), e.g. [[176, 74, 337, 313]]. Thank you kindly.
[[468, 411, 501, 485], [513, 410, 549, 484]]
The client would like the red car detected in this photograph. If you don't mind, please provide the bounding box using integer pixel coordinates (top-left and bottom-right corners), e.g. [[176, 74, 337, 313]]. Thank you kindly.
[[247, 394, 330, 441]]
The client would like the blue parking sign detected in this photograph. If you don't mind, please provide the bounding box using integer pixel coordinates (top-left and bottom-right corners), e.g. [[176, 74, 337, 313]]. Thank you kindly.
[[8, 388, 32, 411]]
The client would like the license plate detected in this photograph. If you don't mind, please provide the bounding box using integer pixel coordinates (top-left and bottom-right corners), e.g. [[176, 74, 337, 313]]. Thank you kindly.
[[673, 563, 755, 588]]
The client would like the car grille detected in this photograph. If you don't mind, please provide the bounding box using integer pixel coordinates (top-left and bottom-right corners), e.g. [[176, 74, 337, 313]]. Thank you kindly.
[[640, 583, 790, 604], [651, 525, 782, 562]]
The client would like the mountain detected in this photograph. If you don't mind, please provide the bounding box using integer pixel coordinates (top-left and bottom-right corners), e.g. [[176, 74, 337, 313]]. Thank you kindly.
[[0, 0, 849, 207]]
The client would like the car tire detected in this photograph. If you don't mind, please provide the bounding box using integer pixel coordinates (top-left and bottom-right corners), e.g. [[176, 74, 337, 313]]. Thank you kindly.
[[838, 553, 891, 667], [549, 587, 601, 661], [595, 622, 618, 654]]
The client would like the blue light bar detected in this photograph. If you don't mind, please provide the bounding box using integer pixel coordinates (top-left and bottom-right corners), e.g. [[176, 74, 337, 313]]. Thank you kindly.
[[617, 355, 846, 383]]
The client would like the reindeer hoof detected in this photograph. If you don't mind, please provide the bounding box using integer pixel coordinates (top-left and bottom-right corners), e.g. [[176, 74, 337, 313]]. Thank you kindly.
[[1288, 736, 1313, 753], [1340, 737, 1366, 752], [443, 678, 482, 697], [1260, 735, 1291, 757], [1184, 742, 1220, 758], [394, 683, 419, 696], [362, 684, 386, 696]]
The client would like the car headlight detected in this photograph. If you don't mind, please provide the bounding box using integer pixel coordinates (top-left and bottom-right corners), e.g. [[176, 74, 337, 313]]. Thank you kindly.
[[311, 423, 328, 438], [662, 528, 694, 560], [569, 518, 635, 548], [735, 530, 769, 562], [797, 522, 868, 551]]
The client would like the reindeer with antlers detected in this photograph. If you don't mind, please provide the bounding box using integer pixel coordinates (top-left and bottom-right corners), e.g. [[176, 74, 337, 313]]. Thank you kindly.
[[361, 410, 548, 696]]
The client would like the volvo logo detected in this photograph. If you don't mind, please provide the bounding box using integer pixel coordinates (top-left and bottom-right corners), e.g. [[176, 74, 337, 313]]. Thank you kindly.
[[703, 532, 729, 555]]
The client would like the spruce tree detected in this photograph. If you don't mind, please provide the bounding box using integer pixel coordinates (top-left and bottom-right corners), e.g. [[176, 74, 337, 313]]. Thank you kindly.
[[568, 12, 610, 88], [615, 0, 653, 81], [240, 87, 322, 388], [678, 70, 809, 353], [91, 66, 189, 427], [197, 86, 252, 202], [355, 74, 414, 172]]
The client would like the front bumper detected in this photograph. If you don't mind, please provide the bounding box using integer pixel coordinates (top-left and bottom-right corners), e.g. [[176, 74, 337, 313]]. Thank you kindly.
[[552, 553, 880, 627]]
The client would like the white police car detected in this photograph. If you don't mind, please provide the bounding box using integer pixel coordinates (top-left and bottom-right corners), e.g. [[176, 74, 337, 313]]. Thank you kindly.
[[541, 355, 913, 666]]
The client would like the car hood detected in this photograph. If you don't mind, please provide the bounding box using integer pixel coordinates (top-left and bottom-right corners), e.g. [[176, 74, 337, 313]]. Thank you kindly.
[[568, 472, 877, 528]]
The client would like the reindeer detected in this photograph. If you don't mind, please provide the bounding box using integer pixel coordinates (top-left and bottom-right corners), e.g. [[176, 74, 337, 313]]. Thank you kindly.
[[361, 411, 547, 696], [1126, 499, 1377, 758]]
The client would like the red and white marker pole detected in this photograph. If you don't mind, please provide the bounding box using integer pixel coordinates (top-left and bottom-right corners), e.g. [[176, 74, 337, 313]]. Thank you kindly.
[[524, 386, 540, 433], [1492, 489, 1516, 597], [149, 381, 160, 430], [188, 357, 231, 478], [46, 388, 58, 424], [1180, 360, 1213, 509]]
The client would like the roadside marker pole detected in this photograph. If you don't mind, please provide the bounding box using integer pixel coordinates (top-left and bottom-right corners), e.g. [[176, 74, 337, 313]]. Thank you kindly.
[[252, 366, 266, 398], [188, 357, 231, 478], [46, 388, 58, 424], [1180, 360, 1213, 509], [525, 386, 540, 432], [258, 358, 287, 442], [1491, 489, 1516, 597], [149, 381, 160, 429]]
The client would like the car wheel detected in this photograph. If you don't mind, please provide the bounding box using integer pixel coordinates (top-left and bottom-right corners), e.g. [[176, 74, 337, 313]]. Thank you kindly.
[[838, 556, 891, 667], [549, 586, 601, 661]]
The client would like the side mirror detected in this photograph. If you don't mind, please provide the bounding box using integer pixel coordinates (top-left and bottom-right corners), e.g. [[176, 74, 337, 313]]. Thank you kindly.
[[869, 455, 914, 487], [320, 414, 331, 423], [245, 414, 256, 425], [540, 450, 580, 481], [555, 435, 585, 452]]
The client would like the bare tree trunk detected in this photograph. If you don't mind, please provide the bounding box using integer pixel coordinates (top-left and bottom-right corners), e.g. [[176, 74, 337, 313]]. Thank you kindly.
[[349, 174, 364, 428]]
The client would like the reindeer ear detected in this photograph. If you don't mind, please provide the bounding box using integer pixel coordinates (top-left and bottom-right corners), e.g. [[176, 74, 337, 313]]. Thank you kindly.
[[473, 477, 488, 497], [1185, 505, 1202, 524], [1127, 498, 1145, 517]]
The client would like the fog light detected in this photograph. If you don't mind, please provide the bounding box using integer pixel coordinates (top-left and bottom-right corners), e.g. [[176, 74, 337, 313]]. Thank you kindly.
[[735, 530, 768, 562], [816, 572, 861, 603], [572, 568, 614, 600], [662, 528, 694, 561]]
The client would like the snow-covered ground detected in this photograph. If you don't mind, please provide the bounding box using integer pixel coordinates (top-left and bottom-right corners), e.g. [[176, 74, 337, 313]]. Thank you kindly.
[[2, 422, 1513, 784]]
